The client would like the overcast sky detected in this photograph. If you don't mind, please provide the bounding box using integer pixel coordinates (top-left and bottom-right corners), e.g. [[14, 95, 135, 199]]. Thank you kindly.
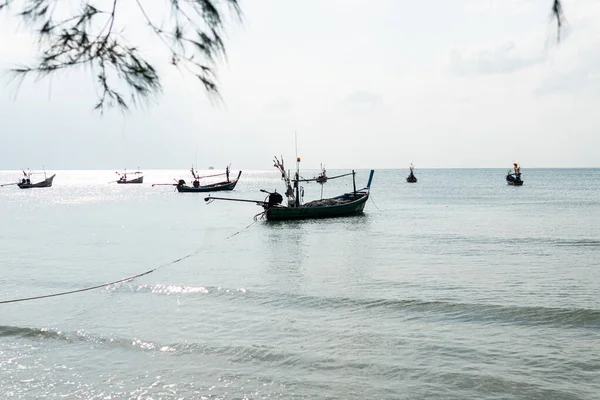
[[0, 0, 599, 170]]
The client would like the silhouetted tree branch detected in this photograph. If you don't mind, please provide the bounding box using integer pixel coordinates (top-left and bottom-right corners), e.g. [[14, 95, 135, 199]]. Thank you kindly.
[[0, 0, 240, 111], [552, 0, 566, 42]]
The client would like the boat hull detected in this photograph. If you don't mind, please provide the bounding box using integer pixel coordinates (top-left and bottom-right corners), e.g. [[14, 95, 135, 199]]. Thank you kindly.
[[406, 177, 417, 183], [506, 175, 523, 186], [117, 176, 143, 184], [17, 174, 55, 189], [265, 191, 369, 221]]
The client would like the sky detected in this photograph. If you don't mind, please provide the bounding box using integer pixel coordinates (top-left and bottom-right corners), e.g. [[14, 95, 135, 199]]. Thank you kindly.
[[0, 0, 599, 170]]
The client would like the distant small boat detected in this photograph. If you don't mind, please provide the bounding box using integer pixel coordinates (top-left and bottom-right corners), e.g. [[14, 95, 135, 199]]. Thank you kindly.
[[153, 165, 241, 193], [315, 164, 327, 184], [406, 164, 417, 183], [176, 171, 241, 192], [19, 171, 55, 188], [0, 169, 56, 189], [506, 163, 523, 186], [115, 168, 143, 184], [208, 166, 215, 170], [206, 155, 374, 221]]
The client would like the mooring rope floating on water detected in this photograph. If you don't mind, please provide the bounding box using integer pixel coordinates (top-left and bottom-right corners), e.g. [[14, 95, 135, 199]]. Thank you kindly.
[[369, 194, 384, 212], [0, 220, 258, 305]]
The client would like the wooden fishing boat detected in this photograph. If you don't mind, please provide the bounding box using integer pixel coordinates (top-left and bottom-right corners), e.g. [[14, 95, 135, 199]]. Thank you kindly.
[[264, 185, 372, 220], [1, 170, 56, 189], [153, 165, 241, 193], [315, 164, 327, 184], [177, 170, 241, 192], [115, 169, 143, 184], [18, 173, 55, 189], [506, 163, 523, 186], [206, 155, 374, 221], [406, 164, 417, 183]]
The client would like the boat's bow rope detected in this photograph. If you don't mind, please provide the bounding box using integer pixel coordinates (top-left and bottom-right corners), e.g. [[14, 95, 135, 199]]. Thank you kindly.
[[369, 193, 384, 212], [0, 220, 258, 305]]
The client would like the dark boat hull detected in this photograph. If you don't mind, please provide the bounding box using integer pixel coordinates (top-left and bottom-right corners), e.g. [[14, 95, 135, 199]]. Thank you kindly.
[[177, 172, 241, 193], [406, 176, 417, 183], [506, 175, 523, 186], [265, 191, 369, 220], [17, 174, 55, 189], [117, 176, 143, 184]]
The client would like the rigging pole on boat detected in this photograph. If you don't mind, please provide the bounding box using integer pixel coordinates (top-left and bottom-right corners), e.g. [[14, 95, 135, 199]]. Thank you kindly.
[[294, 132, 301, 207], [320, 177, 324, 200]]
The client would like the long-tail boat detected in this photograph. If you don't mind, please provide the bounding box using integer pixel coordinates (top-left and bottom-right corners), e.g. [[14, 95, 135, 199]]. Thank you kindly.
[[114, 168, 143, 184], [153, 165, 241, 192], [205, 156, 374, 220], [506, 163, 524, 186], [1, 169, 56, 189], [406, 164, 417, 183], [315, 164, 327, 184]]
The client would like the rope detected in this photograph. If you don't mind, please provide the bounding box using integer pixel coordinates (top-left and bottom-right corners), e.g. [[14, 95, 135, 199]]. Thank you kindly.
[[197, 172, 227, 179], [0, 221, 258, 305], [297, 172, 353, 183], [369, 194, 384, 212], [225, 219, 258, 239]]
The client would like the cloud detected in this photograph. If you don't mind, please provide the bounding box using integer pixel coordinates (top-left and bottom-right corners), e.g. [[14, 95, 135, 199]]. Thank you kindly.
[[266, 97, 293, 113], [534, 36, 600, 96], [463, 0, 537, 15], [343, 90, 383, 110], [450, 41, 547, 76]]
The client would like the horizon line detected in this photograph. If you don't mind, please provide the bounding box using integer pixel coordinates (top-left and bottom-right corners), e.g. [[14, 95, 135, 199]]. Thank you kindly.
[[1, 166, 600, 171]]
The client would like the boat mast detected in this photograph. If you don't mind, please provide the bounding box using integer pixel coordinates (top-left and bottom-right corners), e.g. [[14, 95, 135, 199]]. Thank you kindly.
[[352, 170, 356, 195], [294, 132, 300, 207]]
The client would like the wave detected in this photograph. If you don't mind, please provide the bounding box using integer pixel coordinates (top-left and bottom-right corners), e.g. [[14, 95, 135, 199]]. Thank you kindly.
[[258, 294, 600, 329], [0, 324, 390, 373], [0, 325, 68, 341], [409, 234, 600, 248], [0, 324, 309, 366], [105, 284, 600, 329], [0, 325, 177, 353], [105, 283, 246, 296]]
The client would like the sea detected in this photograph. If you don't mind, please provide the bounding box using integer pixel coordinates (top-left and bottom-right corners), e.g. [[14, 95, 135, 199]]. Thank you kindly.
[[0, 168, 598, 400]]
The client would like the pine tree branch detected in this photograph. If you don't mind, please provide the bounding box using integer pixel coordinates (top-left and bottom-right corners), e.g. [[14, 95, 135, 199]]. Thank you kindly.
[[551, 0, 566, 42], [1, 0, 240, 112]]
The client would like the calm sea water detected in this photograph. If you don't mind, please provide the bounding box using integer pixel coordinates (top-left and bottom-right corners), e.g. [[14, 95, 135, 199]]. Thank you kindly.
[[0, 168, 599, 399]]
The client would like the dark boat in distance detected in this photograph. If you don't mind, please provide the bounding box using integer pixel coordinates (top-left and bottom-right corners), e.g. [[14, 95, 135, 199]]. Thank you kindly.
[[1, 169, 56, 189], [177, 171, 241, 192], [406, 164, 417, 183], [506, 163, 523, 186], [115, 169, 143, 184], [315, 164, 327, 184], [153, 165, 241, 192], [206, 156, 374, 221]]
